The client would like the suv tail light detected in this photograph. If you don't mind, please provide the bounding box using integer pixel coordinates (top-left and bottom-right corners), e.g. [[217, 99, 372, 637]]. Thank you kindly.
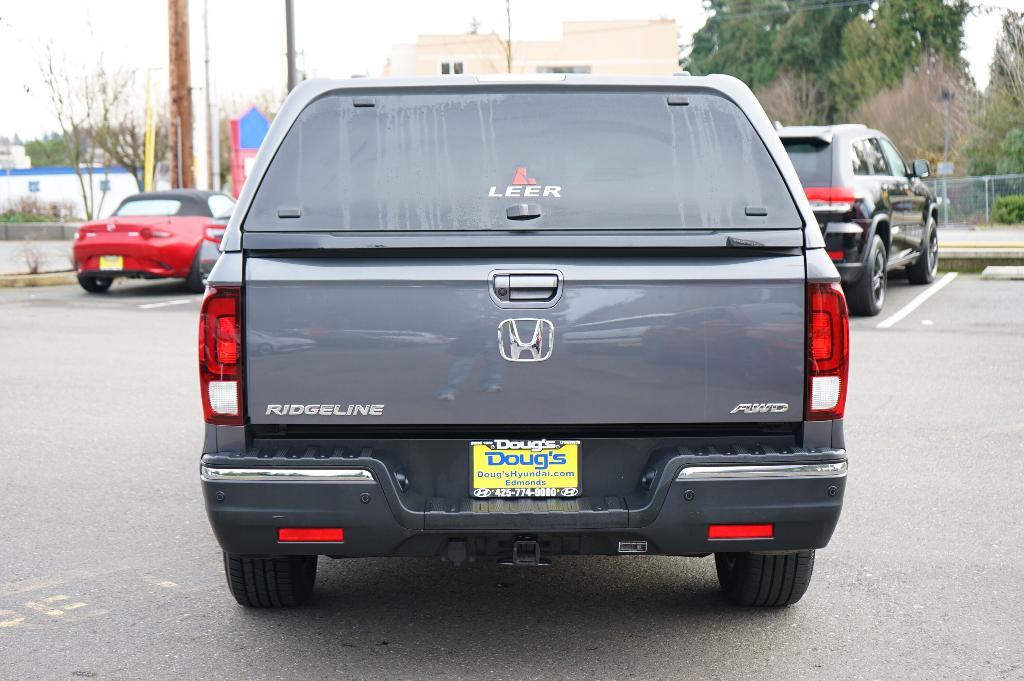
[[199, 286, 243, 425], [807, 282, 849, 421], [804, 186, 857, 213], [204, 226, 226, 243]]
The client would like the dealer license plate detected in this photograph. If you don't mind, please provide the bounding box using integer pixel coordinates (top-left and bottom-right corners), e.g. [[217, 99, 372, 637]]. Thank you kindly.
[[98, 255, 123, 271], [470, 439, 580, 498]]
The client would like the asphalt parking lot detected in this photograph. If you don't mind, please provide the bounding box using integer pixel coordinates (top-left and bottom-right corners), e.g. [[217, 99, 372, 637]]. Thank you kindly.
[[1, 272, 1022, 681]]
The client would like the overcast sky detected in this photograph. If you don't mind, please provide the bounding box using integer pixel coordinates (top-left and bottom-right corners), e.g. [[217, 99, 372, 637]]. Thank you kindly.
[[0, 0, 1018, 141]]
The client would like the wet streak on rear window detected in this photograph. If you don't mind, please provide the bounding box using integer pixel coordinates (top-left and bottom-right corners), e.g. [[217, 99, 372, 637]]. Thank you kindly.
[[245, 90, 802, 232]]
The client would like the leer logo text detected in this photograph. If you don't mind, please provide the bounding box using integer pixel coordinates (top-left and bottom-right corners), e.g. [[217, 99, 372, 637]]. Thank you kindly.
[[488, 166, 561, 198]]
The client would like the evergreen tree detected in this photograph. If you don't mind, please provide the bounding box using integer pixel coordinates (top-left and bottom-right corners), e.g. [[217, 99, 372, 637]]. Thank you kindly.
[[832, 0, 970, 116]]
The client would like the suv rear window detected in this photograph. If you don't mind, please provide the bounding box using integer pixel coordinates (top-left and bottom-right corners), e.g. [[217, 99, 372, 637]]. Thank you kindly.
[[245, 89, 801, 231], [781, 139, 832, 188]]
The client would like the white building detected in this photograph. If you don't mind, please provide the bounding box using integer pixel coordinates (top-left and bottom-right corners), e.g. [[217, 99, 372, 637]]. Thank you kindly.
[[0, 143, 31, 170], [0, 166, 140, 219]]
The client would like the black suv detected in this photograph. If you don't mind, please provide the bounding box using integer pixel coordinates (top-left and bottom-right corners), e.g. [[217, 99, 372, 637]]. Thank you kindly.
[[779, 125, 939, 315]]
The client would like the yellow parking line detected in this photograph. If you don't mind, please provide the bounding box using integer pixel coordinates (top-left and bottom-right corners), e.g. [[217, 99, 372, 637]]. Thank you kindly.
[[0, 609, 26, 628], [24, 602, 65, 617], [143, 576, 180, 589], [942, 242, 1024, 248]]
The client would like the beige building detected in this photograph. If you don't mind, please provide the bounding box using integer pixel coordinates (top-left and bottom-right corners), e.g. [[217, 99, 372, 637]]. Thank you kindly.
[[383, 20, 679, 77]]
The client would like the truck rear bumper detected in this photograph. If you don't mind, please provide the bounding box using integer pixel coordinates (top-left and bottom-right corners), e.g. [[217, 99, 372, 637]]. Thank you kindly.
[[201, 454, 846, 558]]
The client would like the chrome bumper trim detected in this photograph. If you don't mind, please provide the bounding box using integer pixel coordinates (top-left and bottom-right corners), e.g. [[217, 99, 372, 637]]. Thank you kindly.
[[677, 460, 847, 481], [200, 466, 376, 482]]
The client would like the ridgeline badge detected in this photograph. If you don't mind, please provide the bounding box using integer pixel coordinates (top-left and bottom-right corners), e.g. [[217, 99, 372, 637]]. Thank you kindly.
[[266, 404, 384, 416]]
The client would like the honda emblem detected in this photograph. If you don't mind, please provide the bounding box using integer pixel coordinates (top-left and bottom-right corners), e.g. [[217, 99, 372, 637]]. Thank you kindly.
[[497, 318, 554, 362]]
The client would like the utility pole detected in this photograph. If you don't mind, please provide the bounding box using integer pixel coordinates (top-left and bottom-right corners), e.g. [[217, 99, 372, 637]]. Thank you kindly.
[[285, 0, 298, 91], [203, 0, 214, 190], [939, 87, 953, 224], [169, 0, 194, 188], [143, 70, 157, 191]]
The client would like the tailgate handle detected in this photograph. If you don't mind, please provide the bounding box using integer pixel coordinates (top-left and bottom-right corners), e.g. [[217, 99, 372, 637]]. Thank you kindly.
[[508, 274, 558, 301], [492, 272, 560, 303]]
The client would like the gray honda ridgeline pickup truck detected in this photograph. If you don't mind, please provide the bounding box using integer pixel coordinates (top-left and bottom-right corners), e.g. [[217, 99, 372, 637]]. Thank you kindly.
[[199, 74, 850, 609]]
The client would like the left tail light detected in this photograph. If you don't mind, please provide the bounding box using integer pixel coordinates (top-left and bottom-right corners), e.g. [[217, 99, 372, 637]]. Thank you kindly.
[[204, 226, 226, 243], [806, 282, 849, 421], [199, 286, 243, 425], [804, 186, 858, 213]]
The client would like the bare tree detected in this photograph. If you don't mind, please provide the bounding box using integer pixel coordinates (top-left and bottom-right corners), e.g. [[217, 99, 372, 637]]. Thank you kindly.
[[992, 11, 1024, 104], [93, 72, 168, 191], [755, 74, 829, 126], [852, 53, 978, 169], [39, 45, 163, 210], [39, 46, 121, 219]]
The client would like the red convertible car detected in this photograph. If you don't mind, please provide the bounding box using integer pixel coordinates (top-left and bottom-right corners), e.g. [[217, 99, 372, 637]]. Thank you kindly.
[[73, 190, 234, 293]]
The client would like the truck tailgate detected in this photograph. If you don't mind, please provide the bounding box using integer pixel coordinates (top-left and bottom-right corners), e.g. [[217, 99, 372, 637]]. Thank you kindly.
[[244, 254, 805, 425]]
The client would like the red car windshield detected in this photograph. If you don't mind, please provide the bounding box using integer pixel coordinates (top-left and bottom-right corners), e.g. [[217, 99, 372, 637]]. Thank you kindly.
[[116, 199, 183, 217]]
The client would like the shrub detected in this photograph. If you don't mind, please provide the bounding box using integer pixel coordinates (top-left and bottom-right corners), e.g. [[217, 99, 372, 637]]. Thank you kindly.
[[0, 196, 77, 223], [992, 195, 1024, 224]]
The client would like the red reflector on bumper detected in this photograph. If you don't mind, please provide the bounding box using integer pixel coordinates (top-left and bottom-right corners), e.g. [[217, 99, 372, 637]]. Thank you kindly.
[[708, 524, 774, 540], [277, 527, 345, 542], [827, 250, 844, 261]]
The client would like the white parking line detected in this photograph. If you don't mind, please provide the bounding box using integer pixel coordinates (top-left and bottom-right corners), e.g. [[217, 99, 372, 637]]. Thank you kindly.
[[876, 272, 958, 329], [138, 299, 194, 310]]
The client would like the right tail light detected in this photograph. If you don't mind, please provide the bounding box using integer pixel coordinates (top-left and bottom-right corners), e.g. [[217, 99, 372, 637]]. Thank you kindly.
[[199, 286, 243, 425], [807, 282, 849, 421]]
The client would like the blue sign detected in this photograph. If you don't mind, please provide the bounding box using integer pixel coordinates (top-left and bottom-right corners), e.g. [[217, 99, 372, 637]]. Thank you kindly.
[[238, 107, 270, 150], [28, 180, 39, 192]]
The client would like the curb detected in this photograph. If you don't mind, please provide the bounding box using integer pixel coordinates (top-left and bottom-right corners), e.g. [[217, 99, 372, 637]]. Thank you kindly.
[[941, 242, 1024, 248], [939, 249, 1024, 273], [0, 271, 77, 288], [981, 266, 1024, 280], [0, 223, 79, 241]]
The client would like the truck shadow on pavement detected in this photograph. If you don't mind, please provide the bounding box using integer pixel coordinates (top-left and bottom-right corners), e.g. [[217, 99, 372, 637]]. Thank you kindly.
[[222, 555, 796, 676], [101, 279, 202, 297]]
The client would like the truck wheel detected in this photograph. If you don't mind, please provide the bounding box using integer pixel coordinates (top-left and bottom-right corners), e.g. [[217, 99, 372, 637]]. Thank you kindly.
[[223, 553, 317, 608], [906, 215, 938, 285], [184, 249, 206, 293], [78, 275, 113, 293], [715, 550, 815, 607], [846, 234, 886, 316]]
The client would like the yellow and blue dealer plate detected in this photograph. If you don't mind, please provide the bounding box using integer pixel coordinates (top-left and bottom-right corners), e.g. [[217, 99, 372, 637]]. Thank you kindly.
[[470, 439, 580, 498]]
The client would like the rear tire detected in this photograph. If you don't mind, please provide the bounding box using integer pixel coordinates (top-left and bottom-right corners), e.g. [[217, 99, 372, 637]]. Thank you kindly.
[[184, 248, 206, 293], [715, 550, 815, 607], [906, 215, 938, 285], [223, 553, 318, 608], [78, 275, 113, 293], [846, 234, 887, 316]]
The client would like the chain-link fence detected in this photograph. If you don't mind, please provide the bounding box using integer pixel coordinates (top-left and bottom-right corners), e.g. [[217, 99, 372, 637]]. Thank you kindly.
[[926, 174, 1024, 226]]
